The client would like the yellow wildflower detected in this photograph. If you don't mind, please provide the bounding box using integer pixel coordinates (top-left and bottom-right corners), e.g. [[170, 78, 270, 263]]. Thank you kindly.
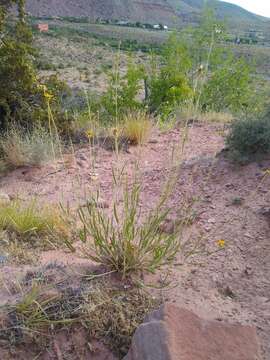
[[217, 239, 225, 248], [86, 129, 95, 139], [112, 127, 121, 137], [44, 91, 54, 102]]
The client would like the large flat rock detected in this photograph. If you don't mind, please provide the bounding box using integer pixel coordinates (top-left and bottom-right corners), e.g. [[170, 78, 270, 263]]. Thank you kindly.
[[124, 304, 262, 360]]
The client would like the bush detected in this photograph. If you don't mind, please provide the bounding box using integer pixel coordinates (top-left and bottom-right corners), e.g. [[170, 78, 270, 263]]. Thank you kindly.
[[100, 57, 145, 121], [0, 126, 62, 168], [148, 33, 193, 117], [200, 57, 252, 113], [226, 113, 270, 162]]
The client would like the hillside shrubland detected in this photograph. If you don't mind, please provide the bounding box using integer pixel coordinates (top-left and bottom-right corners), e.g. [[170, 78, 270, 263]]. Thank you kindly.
[[1, 2, 270, 358]]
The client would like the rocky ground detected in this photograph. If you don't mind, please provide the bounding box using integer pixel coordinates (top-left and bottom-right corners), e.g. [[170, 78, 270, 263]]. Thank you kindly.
[[0, 122, 270, 359]]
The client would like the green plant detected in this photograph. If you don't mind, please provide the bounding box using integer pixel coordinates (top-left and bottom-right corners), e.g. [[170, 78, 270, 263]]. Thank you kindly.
[[0, 1, 43, 130], [122, 111, 152, 145], [0, 200, 70, 240], [78, 180, 181, 278], [226, 113, 270, 162], [101, 55, 145, 121], [200, 56, 252, 113], [148, 32, 193, 117], [0, 126, 62, 168], [1, 284, 79, 346]]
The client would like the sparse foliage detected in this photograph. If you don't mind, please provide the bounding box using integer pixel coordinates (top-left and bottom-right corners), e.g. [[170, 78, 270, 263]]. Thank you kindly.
[[226, 112, 270, 162]]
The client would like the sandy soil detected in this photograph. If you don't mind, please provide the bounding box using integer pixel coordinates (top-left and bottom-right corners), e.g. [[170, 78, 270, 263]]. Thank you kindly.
[[0, 122, 270, 359]]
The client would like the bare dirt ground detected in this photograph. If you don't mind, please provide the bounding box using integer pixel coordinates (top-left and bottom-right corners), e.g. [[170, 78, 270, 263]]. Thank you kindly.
[[0, 122, 270, 359]]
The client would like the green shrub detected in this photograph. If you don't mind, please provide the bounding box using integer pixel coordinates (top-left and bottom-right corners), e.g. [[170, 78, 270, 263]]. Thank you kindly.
[[226, 113, 270, 162], [0, 2, 69, 131], [100, 57, 145, 121], [200, 57, 252, 113], [0, 2, 43, 130], [148, 33, 193, 117]]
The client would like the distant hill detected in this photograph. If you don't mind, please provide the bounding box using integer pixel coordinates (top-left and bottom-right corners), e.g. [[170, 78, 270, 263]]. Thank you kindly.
[[25, 0, 270, 31]]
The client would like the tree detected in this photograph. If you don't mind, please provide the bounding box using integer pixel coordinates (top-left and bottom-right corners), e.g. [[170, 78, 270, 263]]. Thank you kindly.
[[0, 0, 45, 129]]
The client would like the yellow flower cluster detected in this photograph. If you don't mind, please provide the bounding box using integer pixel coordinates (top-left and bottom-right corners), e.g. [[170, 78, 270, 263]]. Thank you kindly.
[[217, 239, 225, 248], [112, 127, 121, 137], [85, 129, 95, 139], [38, 84, 54, 102]]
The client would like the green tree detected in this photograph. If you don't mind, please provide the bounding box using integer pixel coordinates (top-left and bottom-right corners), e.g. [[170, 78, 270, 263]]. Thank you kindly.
[[0, 0, 45, 129], [148, 32, 193, 116], [200, 55, 252, 112], [101, 56, 145, 121]]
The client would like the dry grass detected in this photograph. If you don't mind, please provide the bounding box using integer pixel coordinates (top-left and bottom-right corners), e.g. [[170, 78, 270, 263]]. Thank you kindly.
[[122, 111, 152, 145], [200, 111, 234, 123], [0, 278, 159, 358], [0, 126, 62, 168], [175, 106, 233, 125]]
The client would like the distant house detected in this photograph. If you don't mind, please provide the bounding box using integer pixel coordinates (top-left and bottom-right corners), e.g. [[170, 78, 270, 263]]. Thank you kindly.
[[117, 20, 129, 26], [36, 23, 49, 32], [153, 24, 168, 30]]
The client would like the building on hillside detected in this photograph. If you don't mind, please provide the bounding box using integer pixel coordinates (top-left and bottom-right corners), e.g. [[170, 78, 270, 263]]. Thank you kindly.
[[153, 24, 168, 30], [36, 23, 49, 32]]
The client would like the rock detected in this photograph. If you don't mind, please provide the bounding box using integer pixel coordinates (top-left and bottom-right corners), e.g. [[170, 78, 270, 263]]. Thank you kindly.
[[0, 255, 8, 265], [159, 219, 175, 234], [124, 304, 262, 360], [258, 206, 270, 217], [0, 193, 10, 205]]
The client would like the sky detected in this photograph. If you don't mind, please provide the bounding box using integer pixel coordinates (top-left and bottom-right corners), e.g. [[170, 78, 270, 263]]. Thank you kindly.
[[224, 0, 270, 18]]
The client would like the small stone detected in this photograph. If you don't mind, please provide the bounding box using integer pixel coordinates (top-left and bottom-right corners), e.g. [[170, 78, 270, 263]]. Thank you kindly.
[[0, 254, 8, 264], [77, 153, 88, 161]]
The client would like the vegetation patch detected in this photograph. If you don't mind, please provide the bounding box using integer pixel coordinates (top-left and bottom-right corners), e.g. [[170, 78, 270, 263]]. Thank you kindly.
[[226, 111, 270, 163], [0, 126, 62, 168], [122, 111, 152, 145], [0, 279, 159, 358], [0, 200, 71, 245]]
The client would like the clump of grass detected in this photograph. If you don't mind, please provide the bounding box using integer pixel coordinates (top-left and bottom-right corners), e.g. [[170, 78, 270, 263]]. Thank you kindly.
[[0, 200, 71, 243], [84, 283, 159, 357], [0, 126, 62, 168], [122, 111, 152, 145], [78, 180, 181, 278], [0, 284, 79, 346]]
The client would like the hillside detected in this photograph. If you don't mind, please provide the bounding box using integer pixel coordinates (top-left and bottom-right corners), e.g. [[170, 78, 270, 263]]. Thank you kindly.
[[25, 0, 270, 30]]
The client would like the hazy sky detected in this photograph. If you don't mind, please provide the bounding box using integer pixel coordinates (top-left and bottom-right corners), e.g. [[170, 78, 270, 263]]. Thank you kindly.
[[224, 0, 270, 17]]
